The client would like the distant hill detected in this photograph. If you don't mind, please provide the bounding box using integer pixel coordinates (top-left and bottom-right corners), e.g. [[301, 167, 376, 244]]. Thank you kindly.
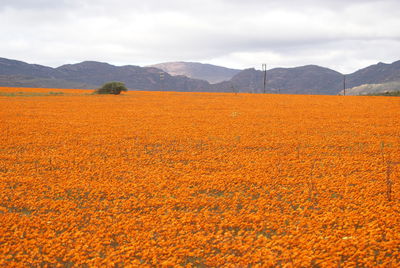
[[0, 75, 95, 89], [213, 65, 343, 94], [0, 57, 55, 77], [149, 62, 241, 84], [212, 61, 400, 94], [346, 60, 400, 88], [0, 58, 214, 92], [1, 57, 400, 95], [341, 81, 400, 96]]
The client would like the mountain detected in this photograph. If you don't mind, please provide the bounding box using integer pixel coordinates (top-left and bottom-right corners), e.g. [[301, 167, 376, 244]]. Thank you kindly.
[[346, 60, 400, 88], [0, 75, 95, 89], [0, 58, 55, 78], [149, 62, 241, 84], [1, 57, 399, 95], [0, 58, 214, 92], [342, 81, 400, 96], [212, 61, 400, 95], [214, 65, 344, 94]]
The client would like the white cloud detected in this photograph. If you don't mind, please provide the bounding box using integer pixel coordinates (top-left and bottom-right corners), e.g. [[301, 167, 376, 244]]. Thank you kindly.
[[0, 0, 399, 72]]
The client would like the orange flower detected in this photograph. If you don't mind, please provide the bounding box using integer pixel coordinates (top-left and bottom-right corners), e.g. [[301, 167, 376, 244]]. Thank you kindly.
[[0, 87, 399, 266]]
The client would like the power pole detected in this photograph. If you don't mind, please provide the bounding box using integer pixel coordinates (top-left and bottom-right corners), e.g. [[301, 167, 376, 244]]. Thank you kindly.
[[160, 72, 165, 91], [262, 64, 267, 93], [343, 75, 346, 96]]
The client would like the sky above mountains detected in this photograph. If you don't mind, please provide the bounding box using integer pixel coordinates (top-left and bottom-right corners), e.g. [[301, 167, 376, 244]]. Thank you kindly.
[[1, 0, 399, 73]]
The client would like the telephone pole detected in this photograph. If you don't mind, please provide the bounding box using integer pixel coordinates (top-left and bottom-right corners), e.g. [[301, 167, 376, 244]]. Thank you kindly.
[[160, 72, 165, 91], [262, 63, 267, 93], [343, 75, 346, 96]]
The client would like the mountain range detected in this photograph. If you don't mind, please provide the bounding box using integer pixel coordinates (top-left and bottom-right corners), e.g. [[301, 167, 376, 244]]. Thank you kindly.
[[0, 57, 399, 95], [149, 62, 241, 84]]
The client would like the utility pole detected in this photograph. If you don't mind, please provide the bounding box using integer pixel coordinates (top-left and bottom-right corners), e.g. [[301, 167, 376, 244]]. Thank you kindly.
[[262, 63, 267, 93], [160, 72, 165, 91], [343, 75, 346, 96]]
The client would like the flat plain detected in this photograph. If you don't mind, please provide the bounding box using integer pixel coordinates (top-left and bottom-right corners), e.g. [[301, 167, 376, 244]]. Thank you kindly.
[[0, 87, 399, 266]]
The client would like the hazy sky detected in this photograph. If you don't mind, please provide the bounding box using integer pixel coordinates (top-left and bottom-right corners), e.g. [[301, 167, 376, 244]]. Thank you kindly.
[[1, 0, 399, 73]]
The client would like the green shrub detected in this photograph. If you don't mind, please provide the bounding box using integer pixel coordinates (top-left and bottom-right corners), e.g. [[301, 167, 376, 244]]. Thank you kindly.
[[95, 82, 128, 95]]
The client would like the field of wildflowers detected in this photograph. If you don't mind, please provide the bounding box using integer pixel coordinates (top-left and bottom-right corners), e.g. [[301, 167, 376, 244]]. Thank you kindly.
[[0, 88, 399, 266]]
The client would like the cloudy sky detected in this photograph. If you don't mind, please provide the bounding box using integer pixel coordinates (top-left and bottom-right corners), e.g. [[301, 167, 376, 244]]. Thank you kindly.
[[1, 0, 399, 73]]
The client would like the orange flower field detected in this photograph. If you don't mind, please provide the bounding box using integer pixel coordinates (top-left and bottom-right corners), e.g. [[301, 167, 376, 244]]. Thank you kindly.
[[0, 87, 399, 266]]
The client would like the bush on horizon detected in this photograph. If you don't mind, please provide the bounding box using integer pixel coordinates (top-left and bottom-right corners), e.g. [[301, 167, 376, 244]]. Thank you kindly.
[[94, 82, 127, 95]]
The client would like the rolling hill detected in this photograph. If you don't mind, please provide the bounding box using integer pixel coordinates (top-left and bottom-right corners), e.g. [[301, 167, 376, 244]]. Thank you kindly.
[[149, 62, 241, 84], [341, 81, 400, 96], [217, 65, 343, 95], [0, 58, 214, 92], [1, 57, 399, 95]]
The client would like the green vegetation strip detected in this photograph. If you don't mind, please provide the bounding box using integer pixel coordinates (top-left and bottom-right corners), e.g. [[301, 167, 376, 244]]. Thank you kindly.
[[0, 91, 93, 97]]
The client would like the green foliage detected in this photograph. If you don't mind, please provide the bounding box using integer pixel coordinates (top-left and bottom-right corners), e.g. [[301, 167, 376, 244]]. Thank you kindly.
[[95, 82, 128, 95], [0, 91, 65, 97]]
